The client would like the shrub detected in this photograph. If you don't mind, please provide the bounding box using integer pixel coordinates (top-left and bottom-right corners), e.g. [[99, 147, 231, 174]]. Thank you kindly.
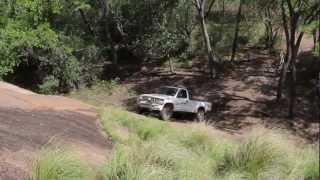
[[38, 76, 59, 94]]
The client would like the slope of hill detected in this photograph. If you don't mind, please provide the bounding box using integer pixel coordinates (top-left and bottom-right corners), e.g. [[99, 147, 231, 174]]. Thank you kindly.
[[0, 81, 111, 180]]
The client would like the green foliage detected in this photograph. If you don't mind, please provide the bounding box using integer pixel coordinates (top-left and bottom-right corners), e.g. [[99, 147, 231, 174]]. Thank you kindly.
[[32, 146, 95, 180], [14, 0, 62, 25], [1, 0, 319, 91], [44, 44, 81, 91], [38, 76, 59, 94], [0, 20, 58, 77]]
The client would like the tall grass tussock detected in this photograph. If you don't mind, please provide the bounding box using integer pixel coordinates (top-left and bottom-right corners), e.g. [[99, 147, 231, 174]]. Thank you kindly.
[[32, 146, 95, 180]]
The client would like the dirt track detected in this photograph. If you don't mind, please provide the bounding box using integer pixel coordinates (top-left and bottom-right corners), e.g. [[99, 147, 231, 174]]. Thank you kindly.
[[0, 81, 111, 180]]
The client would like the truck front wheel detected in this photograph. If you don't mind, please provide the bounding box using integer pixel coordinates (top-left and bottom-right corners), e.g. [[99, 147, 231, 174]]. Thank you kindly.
[[196, 108, 205, 122], [160, 104, 173, 121]]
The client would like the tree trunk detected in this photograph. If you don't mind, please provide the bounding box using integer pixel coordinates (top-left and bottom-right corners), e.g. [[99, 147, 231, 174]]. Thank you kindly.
[[313, 30, 317, 50], [200, 16, 215, 78], [219, 0, 225, 41], [276, 47, 289, 101], [79, 9, 95, 36], [230, 0, 243, 62], [277, 1, 290, 101], [288, 62, 296, 118], [198, 8, 215, 78], [193, 0, 217, 78], [169, 58, 175, 74], [288, 32, 303, 117], [111, 43, 118, 65]]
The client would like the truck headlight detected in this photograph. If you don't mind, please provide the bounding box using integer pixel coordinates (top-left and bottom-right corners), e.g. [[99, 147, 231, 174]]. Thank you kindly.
[[154, 98, 164, 105]]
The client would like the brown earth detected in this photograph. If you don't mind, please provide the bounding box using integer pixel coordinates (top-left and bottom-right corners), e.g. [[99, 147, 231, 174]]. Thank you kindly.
[[119, 47, 319, 144], [0, 81, 112, 180]]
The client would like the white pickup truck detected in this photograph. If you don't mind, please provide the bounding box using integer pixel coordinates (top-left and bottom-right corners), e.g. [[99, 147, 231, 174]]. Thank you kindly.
[[137, 86, 212, 121]]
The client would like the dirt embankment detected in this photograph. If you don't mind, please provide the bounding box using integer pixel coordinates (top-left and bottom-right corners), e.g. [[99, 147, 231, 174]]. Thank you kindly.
[[0, 81, 112, 180]]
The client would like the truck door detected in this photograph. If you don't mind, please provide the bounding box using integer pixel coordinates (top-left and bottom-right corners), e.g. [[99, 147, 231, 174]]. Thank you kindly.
[[175, 89, 189, 112]]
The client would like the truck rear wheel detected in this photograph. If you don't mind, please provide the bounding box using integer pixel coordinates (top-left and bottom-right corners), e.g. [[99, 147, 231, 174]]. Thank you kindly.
[[196, 108, 205, 122], [161, 104, 173, 121]]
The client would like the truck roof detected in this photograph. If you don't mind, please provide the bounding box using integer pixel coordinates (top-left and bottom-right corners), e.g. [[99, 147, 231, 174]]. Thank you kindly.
[[162, 86, 187, 90]]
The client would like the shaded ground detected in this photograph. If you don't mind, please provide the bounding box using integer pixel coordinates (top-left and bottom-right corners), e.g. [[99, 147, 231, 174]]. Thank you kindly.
[[0, 82, 112, 180], [119, 47, 319, 143]]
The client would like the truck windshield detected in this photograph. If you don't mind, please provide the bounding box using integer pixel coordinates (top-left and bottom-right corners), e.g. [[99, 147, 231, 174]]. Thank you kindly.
[[158, 87, 178, 96]]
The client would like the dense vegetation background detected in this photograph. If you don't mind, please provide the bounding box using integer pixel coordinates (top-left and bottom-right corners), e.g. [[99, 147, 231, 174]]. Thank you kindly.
[[0, 0, 319, 117], [0, 1, 319, 179]]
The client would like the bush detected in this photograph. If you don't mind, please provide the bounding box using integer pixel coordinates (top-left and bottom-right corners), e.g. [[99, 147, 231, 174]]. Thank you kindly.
[[38, 76, 59, 94], [32, 147, 95, 180]]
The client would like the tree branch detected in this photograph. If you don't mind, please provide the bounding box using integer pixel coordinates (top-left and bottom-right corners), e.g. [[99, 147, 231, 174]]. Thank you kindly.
[[281, 1, 290, 49], [192, 0, 200, 10], [295, 32, 304, 51], [304, 4, 320, 24], [285, 0, 294, 16], [204, 0, 216, 19]]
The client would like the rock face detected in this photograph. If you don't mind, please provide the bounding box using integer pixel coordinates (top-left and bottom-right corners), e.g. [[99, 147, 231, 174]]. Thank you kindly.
[[0, 81, 112, 179]]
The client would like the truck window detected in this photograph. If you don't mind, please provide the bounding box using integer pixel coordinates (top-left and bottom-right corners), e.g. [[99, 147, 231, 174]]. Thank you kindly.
[[158, 87, 178, 96], [177, 90, 188, 98]]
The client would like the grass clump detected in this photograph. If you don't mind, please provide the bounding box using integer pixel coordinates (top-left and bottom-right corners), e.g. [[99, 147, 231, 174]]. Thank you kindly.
[[299, 145, 319, 180], [100, 137, 214, 180], [32, 146, 95, 180], [100, 107, 167, 141], [218, 138, 284, 179]]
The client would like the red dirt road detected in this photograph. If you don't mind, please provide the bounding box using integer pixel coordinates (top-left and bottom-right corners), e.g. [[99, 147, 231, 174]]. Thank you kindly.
[[0, 81, 111, 180]]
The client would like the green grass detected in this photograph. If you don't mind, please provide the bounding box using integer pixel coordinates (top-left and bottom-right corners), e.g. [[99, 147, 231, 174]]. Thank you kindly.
[[100, 107, 168, 142], [218, 139, 284, 179], [32, 146, 95, 180], [31, 107, 319, 180], [68, 80, 123, 106], [99, 107, 320, 180]]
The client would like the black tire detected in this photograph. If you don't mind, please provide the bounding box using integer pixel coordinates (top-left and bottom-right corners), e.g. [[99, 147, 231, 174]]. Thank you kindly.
[[137, 107, 147, 114], [196, 108, 205, 122], [161, 104, 173, 121]]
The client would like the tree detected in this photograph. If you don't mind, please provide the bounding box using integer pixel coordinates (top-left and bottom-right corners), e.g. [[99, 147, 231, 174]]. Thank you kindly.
[[256, 0, 281, 52], [230, 0, 243, 62], [276, 0, 320, 118], [193, 0, 220, 78]]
